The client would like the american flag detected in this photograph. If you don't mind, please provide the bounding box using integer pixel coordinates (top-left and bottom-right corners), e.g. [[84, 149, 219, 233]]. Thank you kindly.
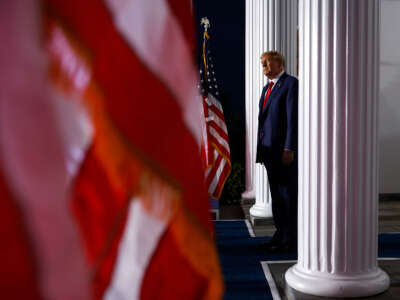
[[199, 25, 231, 200], [0, 1, 223, 299]]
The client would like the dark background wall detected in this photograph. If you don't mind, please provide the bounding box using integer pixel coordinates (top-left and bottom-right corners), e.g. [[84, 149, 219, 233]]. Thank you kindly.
[[193, 0, 246, 169]]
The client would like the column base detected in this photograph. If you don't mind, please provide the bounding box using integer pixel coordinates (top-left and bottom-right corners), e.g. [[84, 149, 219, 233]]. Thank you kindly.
[[241, 190, 255, 200], [285, 264, 390, 298], [249, 203, 272, 218]]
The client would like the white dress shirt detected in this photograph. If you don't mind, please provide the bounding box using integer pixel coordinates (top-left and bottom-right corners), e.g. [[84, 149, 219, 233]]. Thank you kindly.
[[268, 70, 285, 91]]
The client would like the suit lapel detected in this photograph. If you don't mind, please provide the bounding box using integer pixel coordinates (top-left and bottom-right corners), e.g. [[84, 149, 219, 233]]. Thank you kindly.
[[261, 72, 287, 117], [259, 85, 268, 112]]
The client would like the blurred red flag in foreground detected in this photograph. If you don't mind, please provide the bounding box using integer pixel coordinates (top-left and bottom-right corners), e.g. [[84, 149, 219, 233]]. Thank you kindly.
[[0, 0, 223, 299]]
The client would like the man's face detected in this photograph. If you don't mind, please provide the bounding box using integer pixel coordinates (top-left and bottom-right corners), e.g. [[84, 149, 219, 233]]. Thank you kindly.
[[261, 56, 282, 79]]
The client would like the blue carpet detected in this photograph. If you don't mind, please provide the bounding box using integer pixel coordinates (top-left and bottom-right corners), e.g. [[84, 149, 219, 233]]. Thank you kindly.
[[214, 220, 400, 300]]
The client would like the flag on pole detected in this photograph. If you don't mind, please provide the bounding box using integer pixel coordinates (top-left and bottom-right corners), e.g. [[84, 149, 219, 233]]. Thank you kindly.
[[199, 18, 232, 200], [0, 1, 223, 299]]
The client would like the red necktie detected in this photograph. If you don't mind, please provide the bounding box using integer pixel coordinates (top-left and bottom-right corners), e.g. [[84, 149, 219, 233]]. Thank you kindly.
[[262, 81, 274, 111]]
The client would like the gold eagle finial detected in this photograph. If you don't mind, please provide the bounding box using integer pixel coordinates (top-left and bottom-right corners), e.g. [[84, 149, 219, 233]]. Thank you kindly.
[[201, 17, 210, 32]]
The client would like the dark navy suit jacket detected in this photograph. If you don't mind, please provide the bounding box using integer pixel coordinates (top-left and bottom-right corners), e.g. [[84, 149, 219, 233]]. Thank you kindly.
[[256, 72, 298, 163]]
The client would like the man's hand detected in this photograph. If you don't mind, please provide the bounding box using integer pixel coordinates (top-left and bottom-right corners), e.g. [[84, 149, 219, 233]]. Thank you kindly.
[[282, 149, 294, 166]]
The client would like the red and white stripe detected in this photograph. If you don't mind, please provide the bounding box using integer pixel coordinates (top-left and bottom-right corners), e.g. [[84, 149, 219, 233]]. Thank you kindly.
[[203, 93, 231, 199], [0, 2, 91, 299], [1, 0, 216, 299], [105, 0, 202, 144], [103, 0, 207, 299]]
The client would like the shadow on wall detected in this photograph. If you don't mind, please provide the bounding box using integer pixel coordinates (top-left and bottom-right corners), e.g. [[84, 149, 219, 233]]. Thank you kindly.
[[379, 66, 400, 194]]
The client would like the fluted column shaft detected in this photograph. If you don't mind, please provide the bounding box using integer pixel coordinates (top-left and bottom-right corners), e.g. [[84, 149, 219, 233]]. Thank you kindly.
[[285, 0, 389, 297], [245, 0, 298, 218]]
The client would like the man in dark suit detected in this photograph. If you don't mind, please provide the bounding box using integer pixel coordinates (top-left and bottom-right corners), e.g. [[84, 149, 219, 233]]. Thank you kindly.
[[256, 51, 298, 253]]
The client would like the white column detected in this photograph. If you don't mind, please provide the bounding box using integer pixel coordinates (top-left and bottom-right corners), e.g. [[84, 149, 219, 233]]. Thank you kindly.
[[285, 0, 390, 297], [242, 0, 256, 201], [245, 0, 298, 218]]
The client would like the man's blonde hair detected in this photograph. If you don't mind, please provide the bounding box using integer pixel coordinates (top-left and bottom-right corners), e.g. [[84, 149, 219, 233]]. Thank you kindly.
[[261, 51, 285, 68]]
